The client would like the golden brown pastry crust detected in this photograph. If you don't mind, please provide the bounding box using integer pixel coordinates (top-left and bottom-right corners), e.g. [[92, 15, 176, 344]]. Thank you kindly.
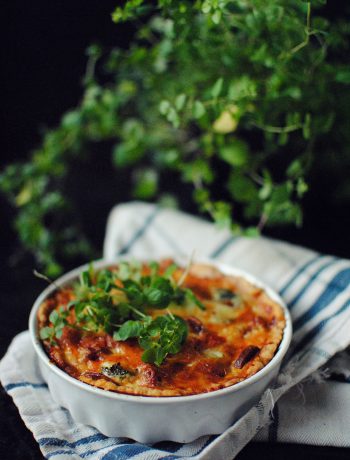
[[38, 262, 286, 396]]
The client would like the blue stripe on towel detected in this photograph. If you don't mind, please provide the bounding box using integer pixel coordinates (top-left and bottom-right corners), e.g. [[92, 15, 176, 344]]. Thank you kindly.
[[39, 433, 110, 448], [293, 298, 350, 355], [159, 435, 214, 459], [102, 443, 159, 459], [158, 455, 181, 459], [288, 259, 341, 310], [210, 235, 237, 259], [117, 208, 159, 256], [4, 381, 48, 391], [46, 449, 78, 459], [279, 255, 327, 296], [189, 435, 217, 457], [293, 267, 350, 331], [46, 445, 117, 459], [152, 223, 184, 255]]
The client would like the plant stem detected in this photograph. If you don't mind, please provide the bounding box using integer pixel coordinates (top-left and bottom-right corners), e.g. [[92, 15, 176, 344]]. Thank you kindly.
[[126, 304, 147, 319], [252, 122, 302, 134], [289, 2, 311, 55]]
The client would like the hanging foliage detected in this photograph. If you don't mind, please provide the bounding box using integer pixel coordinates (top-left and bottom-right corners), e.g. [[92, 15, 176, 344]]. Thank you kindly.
[[1, 1, 350, 275]]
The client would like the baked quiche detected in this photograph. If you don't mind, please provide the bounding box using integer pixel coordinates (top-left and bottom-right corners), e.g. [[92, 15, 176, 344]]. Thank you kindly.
[[38, 260, 286, 396]]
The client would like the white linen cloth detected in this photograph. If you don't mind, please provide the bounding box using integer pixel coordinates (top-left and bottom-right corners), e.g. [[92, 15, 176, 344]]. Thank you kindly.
[[1, 201, 350, 460]]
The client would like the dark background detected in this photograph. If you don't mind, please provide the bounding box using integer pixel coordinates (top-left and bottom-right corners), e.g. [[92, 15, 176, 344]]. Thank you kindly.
[[0, 1, 349, 459]]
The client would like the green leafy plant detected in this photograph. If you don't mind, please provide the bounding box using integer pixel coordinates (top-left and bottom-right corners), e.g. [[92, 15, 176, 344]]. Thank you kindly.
[[40, 261, 201, 365], [115, 313, 188, 367], [40, 307, 70, 342], [1, 1, 350, 275]]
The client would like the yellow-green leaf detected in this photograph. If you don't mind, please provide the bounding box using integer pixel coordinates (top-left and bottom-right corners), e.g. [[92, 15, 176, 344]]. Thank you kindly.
[[213, 106, 238, 133]]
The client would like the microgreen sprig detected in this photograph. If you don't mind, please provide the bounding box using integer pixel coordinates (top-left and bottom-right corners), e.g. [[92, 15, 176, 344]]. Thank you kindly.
[[115, 314, 188, 367], [40, 307, 69, 343], [41, 260, 204, 365]]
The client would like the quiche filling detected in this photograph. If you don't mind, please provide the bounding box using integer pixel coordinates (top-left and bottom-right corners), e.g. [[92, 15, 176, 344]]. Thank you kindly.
[[38, 260, 286, 396]]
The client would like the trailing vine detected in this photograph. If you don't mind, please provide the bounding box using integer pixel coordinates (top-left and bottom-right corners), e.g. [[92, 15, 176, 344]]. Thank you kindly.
[[1, 0, 349, 276]]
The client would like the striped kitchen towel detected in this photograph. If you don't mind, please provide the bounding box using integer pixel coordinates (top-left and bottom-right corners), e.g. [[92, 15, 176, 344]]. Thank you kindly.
[[1, 201, 350, 459]]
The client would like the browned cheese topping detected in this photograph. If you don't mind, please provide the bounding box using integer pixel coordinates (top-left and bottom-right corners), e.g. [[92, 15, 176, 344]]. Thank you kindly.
[[38, 261, 285, 396]]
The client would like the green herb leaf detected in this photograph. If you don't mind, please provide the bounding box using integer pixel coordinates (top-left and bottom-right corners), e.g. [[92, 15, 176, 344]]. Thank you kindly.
[[139, 314, 188, 366], [40, 261, 208, 364], [211, 77, 224, 98], [193, 100, 206, 119], [39, 326, 54, 340], [114, 320, 144, 340], [185, 288, 205, 310], [164, 263, 177, 278]]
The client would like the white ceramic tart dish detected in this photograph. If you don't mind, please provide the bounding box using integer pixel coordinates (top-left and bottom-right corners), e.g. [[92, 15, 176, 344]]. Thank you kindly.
[[29, 258, 292, 443]]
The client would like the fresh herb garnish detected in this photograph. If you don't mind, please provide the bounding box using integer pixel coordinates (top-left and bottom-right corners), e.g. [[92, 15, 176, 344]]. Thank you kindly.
[[140, 314, 188, 366], [41, 260, 203, 365], [40, 306, 69, 343], [114, 313, 188, 366]]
